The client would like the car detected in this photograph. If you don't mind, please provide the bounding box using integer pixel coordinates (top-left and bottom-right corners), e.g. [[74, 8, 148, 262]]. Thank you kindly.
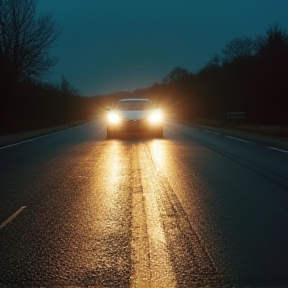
[[106, 98, 163, 139]]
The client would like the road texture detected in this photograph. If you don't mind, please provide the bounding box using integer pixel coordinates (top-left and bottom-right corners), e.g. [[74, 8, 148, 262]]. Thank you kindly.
[[0, 120, 287, 288]]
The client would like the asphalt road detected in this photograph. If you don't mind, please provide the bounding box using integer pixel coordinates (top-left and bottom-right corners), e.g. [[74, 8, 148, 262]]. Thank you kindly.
[[0, 120, 287, 288]]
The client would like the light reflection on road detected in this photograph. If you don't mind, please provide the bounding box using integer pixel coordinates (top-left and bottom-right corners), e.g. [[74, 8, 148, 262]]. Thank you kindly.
[[95, 140, 129, 233], [138, 141, 177, 288], [87, 137, 224, 287], [150, 140, 167, 169]]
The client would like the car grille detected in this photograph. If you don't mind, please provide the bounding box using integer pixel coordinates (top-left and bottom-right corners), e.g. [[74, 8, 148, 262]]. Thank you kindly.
[[120, 119, 149, 131]]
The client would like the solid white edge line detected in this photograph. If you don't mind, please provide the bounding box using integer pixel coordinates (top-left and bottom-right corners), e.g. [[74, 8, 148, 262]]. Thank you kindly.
[[0, 136, 50, 150], [267, 146, 288, 154], [224, 135, 251, 143], [0, 125, 77, 150], [0, 206, 27, 229]]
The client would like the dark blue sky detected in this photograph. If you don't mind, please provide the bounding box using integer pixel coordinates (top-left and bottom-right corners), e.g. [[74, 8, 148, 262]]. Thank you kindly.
[[37, 0, 288, 96]]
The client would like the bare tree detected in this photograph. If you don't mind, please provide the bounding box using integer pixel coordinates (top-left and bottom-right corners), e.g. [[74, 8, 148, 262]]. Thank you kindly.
[[0, 0, 61, 85], [222, 37, 256, 63]]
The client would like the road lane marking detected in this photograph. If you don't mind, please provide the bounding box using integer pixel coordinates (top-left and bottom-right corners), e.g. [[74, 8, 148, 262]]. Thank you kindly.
[[130, 144, 176, 288], [203, 129, 220, 136], [197, 127, 288, 153], [267, 146, 288, 154], [0, 133, 58, 150], [142, 184, 177, 288], [224, 135, 251, 143], [139, 144, 176, 288], [0, 125, 80, 150], [131, 192, 151, 287], [202, 129, 288, 153], [0, 206, 27, 229], [130, 146, 152, 288]]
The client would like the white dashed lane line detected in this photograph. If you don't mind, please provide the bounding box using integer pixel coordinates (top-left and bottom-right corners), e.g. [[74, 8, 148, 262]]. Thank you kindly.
[[224, 135, 252, 143], [0, 206, 27, 229], [224, 134, 288, 153], [202, 128, 288, 153], [267, 147, 288, 154]]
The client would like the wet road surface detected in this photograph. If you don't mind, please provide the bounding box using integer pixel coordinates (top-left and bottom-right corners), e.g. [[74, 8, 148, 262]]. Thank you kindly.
[[0, 120, 288, 287]]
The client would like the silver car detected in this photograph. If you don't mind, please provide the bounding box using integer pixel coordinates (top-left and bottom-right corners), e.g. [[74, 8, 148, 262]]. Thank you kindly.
[[106, 98, 163, 138]]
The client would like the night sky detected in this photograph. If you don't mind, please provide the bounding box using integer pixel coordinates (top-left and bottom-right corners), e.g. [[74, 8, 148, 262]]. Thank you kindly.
[[37, 0, 288, 96]]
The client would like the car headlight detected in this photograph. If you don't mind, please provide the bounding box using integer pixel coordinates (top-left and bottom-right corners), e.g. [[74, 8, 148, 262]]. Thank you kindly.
[[108, 112, 121, 124], [149, 109, 163, 123]]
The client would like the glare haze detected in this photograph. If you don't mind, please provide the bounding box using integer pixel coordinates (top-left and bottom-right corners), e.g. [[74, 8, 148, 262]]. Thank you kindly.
[[37, 0, 288, 96]]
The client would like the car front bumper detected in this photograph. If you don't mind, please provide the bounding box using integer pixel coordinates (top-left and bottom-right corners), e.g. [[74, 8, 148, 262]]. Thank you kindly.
[[107, 118, 162, 132]]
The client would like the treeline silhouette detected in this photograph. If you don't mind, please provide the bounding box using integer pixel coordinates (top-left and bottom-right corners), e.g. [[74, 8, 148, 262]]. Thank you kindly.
[[1, 24, 287, 136], [0, 79, 91, 135], [93, 24, 288, 127]]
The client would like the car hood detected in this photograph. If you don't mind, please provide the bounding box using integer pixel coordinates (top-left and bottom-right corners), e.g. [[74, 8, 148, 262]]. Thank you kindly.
[[117, 110, 151, 120]]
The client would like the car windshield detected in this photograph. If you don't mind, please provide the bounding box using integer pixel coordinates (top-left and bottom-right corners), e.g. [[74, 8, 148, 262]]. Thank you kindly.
[[116, 100, 152, 111]]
